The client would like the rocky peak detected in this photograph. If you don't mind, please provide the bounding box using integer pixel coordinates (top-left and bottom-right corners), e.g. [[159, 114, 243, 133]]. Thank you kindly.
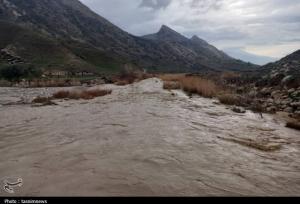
[[155, 25, 188, 42], [158, 25, 176, 34]]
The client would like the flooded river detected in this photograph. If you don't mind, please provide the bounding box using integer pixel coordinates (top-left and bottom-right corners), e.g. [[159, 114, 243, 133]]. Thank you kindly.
[[0, 78, 299, 196]]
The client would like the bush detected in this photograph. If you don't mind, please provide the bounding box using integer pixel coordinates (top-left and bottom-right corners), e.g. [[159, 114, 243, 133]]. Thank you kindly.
[[52, 88, 112, 100], [53, 90, 70, 99], [217, 93, 242, 106], [0, 64, 41, 82], [83, 89, 112, 98]]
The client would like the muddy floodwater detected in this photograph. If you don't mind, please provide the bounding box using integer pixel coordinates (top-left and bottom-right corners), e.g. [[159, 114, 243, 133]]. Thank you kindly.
[[0, 78, 300, 196]]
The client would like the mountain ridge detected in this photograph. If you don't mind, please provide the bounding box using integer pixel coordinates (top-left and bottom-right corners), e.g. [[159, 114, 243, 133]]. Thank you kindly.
[[142, 25, 249, 71], [0, 0, 258, 74], [224, 48, 278, 66]]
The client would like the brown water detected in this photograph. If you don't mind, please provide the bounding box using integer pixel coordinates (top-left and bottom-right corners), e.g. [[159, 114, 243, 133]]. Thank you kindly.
[[0, 78, 299, 196]]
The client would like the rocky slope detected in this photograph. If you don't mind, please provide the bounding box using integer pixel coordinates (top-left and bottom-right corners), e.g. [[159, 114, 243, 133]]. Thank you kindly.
[[0, 0, 257, 73], [237, 50, 300, 117], [258, 50, 300, 88]]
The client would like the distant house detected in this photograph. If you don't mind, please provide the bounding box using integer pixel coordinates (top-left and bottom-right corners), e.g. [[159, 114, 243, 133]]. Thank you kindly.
[[43, 70, 70, 78], [75, 71, 95, 77]]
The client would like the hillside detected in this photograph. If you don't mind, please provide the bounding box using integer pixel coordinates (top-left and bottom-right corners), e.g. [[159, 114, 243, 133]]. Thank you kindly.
[[0, 0, 258, 74], [257, 50, 300, 88], [0, 20, 125, 74]]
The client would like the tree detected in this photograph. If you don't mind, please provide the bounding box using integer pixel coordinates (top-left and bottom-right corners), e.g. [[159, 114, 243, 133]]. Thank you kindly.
[[0, 64, 42, 82], [0, 65, 24, 82]]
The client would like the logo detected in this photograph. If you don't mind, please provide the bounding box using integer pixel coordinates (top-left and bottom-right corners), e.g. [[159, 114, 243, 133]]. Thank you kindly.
[[3, 178, 23, 194]]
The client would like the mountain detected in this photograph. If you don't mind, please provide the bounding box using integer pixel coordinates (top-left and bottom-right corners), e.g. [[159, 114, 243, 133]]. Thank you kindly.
[[143, 25, 258, 71], [143, 25, 188, 42], [256, 50, 300, 88], [224, 48, 278, 66], [0, 0, 258, 74]]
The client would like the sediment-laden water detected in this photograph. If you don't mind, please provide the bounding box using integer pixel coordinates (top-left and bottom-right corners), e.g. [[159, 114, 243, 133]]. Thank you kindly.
[[0, 78, 299, 196]]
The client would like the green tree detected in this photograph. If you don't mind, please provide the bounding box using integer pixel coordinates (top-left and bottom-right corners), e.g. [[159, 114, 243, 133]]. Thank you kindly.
[[0, 64, 42, 82]]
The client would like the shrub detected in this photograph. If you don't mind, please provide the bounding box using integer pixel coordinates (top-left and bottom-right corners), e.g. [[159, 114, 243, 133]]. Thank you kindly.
[[52, 88, 112, 100], [83, 89, 112, 98], [217, 93, 242, 106], [67, 90, 82, 100], [53, 90, 69, 99], [0, 64, 41, 82]]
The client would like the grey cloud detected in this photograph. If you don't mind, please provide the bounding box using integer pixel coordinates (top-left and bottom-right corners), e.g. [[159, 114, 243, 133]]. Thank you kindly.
[[79, 0, 300, 61], [139, 0, 171, 10], [190, 0, 223, 12]]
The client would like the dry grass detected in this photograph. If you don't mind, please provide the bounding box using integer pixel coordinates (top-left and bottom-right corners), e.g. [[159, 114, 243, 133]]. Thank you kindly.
[[53, 90, 69, 99], [159, 74, 218, 98], [158, 73, 268, 114], [217, 93, 242, 106], [163, 81, 181, 90], [159, 74, 259, 108], [52, 88, 112, 100], [221, 72, 241, 81], [180, 76, 218, 98], [158, 74, 186, 82], [83, 89, 112, 99]]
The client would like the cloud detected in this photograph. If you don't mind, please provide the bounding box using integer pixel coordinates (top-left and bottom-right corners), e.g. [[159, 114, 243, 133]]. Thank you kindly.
[[245, 42, 300, 59], [139, 0, 171, 10], [79, 0, 300, 62]]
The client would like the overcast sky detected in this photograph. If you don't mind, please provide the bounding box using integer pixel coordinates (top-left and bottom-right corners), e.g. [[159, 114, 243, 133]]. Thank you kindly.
[[79, 0, 300, 64]]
